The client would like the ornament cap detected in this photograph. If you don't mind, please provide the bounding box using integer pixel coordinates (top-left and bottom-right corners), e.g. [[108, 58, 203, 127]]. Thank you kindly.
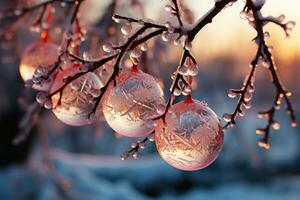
[[184, 94, 194, 104], [131, 64, 139, 73]]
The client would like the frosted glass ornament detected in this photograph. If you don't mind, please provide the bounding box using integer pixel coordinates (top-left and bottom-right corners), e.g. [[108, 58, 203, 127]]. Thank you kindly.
[[155, 98, 224, 171], [19, 42, 59, 91], [51, 68, 103, 126], [102, 69, 165, 137]]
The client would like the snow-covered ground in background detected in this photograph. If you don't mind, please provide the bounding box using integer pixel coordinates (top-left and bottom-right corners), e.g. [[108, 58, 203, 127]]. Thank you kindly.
[[1, 149, 300, 200]]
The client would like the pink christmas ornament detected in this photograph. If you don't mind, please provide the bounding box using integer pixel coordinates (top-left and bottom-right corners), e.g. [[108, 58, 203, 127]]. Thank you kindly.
[[51, 67, 103, 126], [155, 97, 224, 171], [102, 68, 165, 137], [19, 42, 59, 91]]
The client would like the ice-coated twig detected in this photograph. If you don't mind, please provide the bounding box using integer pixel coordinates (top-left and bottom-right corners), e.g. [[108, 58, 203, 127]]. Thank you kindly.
[[223, 0, 297, 149]]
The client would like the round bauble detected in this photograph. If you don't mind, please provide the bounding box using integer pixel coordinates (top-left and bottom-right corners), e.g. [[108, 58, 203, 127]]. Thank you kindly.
[[19, 42, 59, 91], [51, 67, 103, 126], [155, 98, 224, 171], [102, 69, 165, 137]]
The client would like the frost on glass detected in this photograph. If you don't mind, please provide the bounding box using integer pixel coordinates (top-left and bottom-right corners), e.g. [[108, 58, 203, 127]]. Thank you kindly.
[[102, 70, 165, 137], [51, 70, 103, 126], [155, 99, 224, 171]]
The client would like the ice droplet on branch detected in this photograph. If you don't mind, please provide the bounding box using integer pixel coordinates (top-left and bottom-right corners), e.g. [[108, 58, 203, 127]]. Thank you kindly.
[[121, 22, 132, 36]]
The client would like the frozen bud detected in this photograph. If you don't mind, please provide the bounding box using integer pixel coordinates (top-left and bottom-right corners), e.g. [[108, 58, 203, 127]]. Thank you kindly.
[[173, 88, 181, 96], [184, 40, 192, 51], [132, 152, 139, 159], [244, 91, 253, 102], [279, 93, 284, 98], [243, 102, 252, 110], [286, 21, 296, 30], [164, 5, 173, 12], [140, 43, 148, 52], [249, 86, 255, 93], [187, 66, 198, 76], [178, 65, 188, 75], [185, 57, 196, 68], [156, 104, 166, 115], [14, 9, 23, 16], [90, 89, 101, 98], [182, 90, 189, 96], [240, 10, 247, 20], [130, 48, 142, 58], [258, 139, 270, 150], [120, 153, 129, 160], [264, 32, 270, 39], [256, 128, 265, 135], [161, 31, 170, 42], [103, 42, 113, 53], [171, 73, 176, 80], [223, 113, 232, 122], [173, 38, 181, 46], [112, 15, 121, 23], [278, 14, 285, 22], [262, 60, 269, 68], [291, 120, 297, 128], [272, 121, 280, 130], [131, 142, 138, 148], [165, 21, 175, 33], [44, 100, 53, 109], [227, 123, 235, 128], [121, 22, 132, 36], [184, 85, 192, 93], [238, 110, 245, 117], [139, 142, 146, 149], [82, 52, 90, 61], [228, 90, 237, 98], [285, 91, 292, 97]]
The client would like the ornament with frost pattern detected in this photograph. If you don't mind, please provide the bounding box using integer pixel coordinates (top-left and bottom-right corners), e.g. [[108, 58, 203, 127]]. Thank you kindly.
[[155, 97, 224, 171], [51, 67, 103, 126], [102, 67, 166, 137], [19, 42, 59, 91]]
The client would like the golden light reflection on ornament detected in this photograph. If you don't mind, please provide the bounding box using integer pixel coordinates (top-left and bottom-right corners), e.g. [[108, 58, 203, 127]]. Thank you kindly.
[[155, 98, 224, 171], [19, 42, 59, 91]]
